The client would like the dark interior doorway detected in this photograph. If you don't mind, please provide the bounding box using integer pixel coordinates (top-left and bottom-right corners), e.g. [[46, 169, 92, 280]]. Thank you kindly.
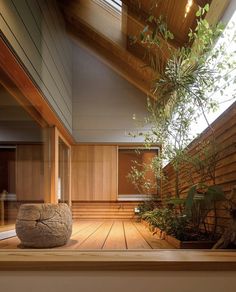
[[0, 147, 16, 195]]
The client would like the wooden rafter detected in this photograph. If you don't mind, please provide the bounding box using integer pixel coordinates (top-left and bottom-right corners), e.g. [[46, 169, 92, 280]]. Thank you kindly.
[[122, 0, 182, 49]]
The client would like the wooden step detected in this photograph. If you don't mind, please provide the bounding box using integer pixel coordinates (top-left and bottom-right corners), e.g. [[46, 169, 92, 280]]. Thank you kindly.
[[72, 202, 139, 206], [73, 215, 137, 219], [71, 201, 139, 220], [72, 208, 135, 212]]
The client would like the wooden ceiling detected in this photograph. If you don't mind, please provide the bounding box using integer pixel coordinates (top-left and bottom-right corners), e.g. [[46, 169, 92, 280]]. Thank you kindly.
[[57, 0, 229, 98]]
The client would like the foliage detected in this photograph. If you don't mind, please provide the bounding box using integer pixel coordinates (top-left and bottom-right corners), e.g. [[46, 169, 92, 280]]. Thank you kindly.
[[136, 199, 159, 218], [131, 5, 235, 187], [185, 183, 225, 238], [142, 183, 225, 241], [128, 5, 236, 242], [127, 154, 160, 195], [142, 207, 190, 241]]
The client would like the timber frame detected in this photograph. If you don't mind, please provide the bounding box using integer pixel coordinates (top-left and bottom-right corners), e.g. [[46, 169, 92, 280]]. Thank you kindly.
[[0, 34, 73, 204]]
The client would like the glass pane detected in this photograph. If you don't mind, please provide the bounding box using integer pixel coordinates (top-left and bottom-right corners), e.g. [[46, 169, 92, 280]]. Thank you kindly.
[[0, 84, 50, 234], [58, 138, 70, 205], [118, 148, 159, 197]]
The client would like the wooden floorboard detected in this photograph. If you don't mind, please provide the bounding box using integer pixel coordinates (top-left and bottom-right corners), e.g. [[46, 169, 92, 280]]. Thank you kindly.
[[79, 221, 114, 249], [133, 221, 175, 249], [103, 221, 126, 249], [0, 236, 20, 249], [0, 220, 174, 250], [0, 223, 15, 232], [123, 221, 152, 249], [59, 221, 104, 249]]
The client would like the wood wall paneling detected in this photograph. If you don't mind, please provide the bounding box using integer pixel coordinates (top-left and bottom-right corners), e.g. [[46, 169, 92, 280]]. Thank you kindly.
[[162, 102, 236, 231], [16, 144, 44, 201], [72, 145, 117, 201], [0, 0, 73, 132]]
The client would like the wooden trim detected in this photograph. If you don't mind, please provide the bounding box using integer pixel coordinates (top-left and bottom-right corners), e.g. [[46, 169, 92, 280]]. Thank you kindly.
[[43, 127, 58, 204], [0, 68, 48, 129], [53, 127, 59, 204], [0, 34, 75, 145], [116, 145, 119, 200], [75, 142, 161, 147], [0, 250, 236, 271], [57, 128, 72, 207]]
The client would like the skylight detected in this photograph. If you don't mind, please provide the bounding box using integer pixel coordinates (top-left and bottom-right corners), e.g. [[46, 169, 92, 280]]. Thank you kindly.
[[104, 0, 122, 13]]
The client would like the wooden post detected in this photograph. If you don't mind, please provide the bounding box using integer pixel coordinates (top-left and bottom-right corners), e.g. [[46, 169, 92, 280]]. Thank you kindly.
[[43, 126, 72, 206], [57, 130, 72, 207], [43, 127, 59, 204]]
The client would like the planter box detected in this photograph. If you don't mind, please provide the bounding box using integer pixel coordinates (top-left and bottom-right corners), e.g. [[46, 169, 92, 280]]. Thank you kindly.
[[165, 233, 215, 249], [141, 220, 216, 249]]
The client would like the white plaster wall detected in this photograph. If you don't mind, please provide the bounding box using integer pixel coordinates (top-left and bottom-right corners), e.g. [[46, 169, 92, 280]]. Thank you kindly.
[[72, 42, 149, 143]]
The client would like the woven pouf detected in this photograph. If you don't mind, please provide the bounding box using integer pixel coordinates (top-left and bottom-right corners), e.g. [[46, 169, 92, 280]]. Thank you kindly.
[[16, 203, 72, 248]]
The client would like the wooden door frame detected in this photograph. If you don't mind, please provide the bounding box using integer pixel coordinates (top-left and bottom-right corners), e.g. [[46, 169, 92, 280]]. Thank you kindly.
[[56, 127, 72, 207], [0, 35, 73, 205]]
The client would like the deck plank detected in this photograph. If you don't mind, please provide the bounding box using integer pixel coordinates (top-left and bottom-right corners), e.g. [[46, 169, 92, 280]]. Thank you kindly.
[[0, 220, 173, 250], [103, 221, 126, 250], [78, 221, 114, 249], [123, 221, 151, 249], [0, 236, 20, 249], [59, 221, 104, 249], [133, 221, 175, 249]]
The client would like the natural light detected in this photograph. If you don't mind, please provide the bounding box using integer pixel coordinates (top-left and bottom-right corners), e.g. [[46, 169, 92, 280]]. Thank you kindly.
[[190, 10, 236, 137]]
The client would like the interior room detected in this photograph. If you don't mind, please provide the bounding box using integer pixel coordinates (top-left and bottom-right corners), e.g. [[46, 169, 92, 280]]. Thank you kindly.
[[0, 0, 236, 291]]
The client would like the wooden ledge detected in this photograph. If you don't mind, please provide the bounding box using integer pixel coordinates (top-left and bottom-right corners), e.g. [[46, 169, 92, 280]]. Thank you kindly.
[[1, 250, 236, 271]]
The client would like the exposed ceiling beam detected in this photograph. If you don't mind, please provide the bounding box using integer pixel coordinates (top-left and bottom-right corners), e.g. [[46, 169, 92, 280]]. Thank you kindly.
[[121, 0, 182, 49], [58, 0, 229, 103]]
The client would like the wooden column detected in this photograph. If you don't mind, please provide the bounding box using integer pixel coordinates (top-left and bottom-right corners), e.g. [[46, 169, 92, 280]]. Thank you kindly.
[[44, 127, 72, 205], [57, 130, 72, 207], [43, 127, 59, 204]]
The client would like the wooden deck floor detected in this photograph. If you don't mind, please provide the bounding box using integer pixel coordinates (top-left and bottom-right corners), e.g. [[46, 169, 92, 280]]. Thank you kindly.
[[0, 220, 174, 249]]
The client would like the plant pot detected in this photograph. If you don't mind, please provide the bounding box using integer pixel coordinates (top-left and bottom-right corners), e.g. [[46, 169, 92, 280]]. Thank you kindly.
[[164, 233, 215, 249], [141, 220, 216, 249]]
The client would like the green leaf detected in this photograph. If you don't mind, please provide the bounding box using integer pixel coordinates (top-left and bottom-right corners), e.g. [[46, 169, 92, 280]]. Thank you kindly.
[[204, 3, 210, 12], [140, 32, 145, 41], [196, 10, 201, 17], [148, 15, 154, 22]]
